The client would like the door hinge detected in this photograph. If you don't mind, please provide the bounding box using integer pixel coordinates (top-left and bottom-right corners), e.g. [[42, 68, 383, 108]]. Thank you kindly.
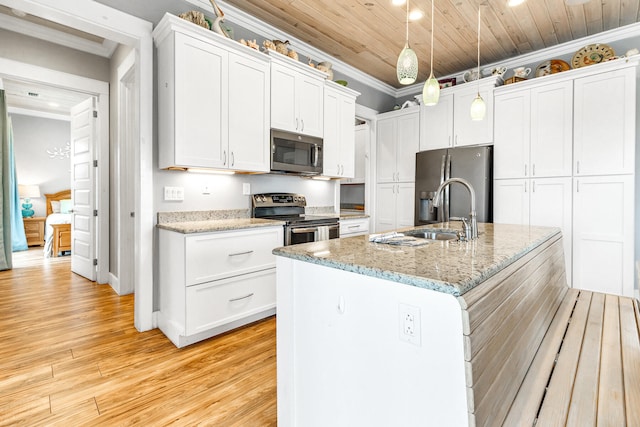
[[93, 258, 98, 266], [93, 110, 98, 118], [93, 209, 98, 217], [93, 160, 98, 167]]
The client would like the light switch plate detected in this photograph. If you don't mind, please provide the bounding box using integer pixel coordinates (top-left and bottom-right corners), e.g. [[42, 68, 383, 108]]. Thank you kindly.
[[164, 186, 184, 201], [243, 183, 251, 195]]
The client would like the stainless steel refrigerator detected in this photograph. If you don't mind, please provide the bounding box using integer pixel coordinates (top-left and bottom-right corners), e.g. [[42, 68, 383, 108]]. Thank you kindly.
[[415, 146, 492, 226]]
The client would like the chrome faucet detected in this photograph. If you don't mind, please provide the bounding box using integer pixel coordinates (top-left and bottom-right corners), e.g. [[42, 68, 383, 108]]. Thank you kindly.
[[432, 177, 478, 240]]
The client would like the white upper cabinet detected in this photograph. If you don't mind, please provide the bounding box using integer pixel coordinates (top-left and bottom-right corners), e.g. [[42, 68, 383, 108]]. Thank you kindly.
[[453, 83, 494, 147], [494, 90, 530, 179], [323, 82, 359, 178], [420, 93, 453, 151], [376, 108, 420, 183], [154, 15, 270, 172], [420, 78, 498, 150], [270, 52, 325, 138], [228, 52, 270, 172], [573, 67, 636, 176], [530, 81, 573, 177], [494, 80, 573, 179]]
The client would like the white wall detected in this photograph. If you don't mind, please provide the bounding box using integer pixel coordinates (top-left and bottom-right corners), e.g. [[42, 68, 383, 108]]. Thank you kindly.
[[0, 28, 110, 82], [10, 113, 70, 217], [154, 170, 337, 214]]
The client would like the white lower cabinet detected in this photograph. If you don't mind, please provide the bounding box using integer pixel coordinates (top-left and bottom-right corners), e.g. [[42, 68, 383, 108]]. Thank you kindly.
[[572, 175, 634, 297], [158, 225, 283, 347], [340, 217, 370, 237], [375, 183, 415, 233], [494, 177, 572, 285]]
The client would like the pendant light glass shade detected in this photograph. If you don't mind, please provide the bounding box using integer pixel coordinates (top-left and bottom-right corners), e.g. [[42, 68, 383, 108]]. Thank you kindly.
[[397, 44, 418, 85], [423, 73, 440, 105], [397, 0, 418, 85], [470, 5, 486, 120], [470, 94, 486, 120]]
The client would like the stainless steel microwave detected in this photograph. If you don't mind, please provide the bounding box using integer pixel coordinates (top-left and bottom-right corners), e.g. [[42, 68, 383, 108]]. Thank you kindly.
[[270, 129, 323, 175]]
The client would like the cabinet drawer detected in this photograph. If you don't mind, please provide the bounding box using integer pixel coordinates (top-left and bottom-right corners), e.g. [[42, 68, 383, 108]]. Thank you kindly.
[[340, 218, 369, 236], [185, 226, 282, 286], [185, 269, 276, 335]]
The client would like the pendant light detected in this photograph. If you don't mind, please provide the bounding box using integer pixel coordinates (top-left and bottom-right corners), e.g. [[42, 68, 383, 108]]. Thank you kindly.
[[470, 5, 486, 121], [422, 0, 440, 106], [396, 0, 418, 85]]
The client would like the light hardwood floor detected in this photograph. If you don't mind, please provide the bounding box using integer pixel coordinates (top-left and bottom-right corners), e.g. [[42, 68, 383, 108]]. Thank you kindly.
[[1, 249, 277, 426]]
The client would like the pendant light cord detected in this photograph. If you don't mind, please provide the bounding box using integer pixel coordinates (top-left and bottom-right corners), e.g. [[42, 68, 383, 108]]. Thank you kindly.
[[476, 6, 481, 95], [430, 0, 434, 75], [406, 0, 410, 46]]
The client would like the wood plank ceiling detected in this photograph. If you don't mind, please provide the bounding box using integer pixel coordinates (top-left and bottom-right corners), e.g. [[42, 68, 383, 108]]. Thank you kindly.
[[222, 0, 640, 88]]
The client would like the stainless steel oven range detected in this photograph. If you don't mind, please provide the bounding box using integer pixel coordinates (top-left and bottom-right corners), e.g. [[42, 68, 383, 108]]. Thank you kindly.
[[251, 193, 339, 246]]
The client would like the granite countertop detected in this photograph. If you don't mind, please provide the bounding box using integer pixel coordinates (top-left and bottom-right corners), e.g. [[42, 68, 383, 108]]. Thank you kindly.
[[273, 223, 561, 296], [339, 210, 369, 219], [158, 218, 284, 234]]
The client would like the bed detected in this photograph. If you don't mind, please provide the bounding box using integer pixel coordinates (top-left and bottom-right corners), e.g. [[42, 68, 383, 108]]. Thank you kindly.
[[44, 190, 72, 257]]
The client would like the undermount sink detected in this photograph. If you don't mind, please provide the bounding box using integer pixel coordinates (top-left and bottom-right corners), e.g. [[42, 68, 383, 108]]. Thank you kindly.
[[405, 229, 460, 241]]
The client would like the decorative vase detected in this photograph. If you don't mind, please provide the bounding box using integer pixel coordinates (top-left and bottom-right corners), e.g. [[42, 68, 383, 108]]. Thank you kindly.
[[21, 198, 34, 218]]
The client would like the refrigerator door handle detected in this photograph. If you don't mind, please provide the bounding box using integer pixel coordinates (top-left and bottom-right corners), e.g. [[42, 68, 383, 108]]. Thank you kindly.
[[444, 154, 451, 221]]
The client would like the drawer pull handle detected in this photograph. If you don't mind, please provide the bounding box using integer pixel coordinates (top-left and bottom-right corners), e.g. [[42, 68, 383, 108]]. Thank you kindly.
[[228, 250, 253, 257], [229, 293, 254, 302], [348, 225, 360, 229]]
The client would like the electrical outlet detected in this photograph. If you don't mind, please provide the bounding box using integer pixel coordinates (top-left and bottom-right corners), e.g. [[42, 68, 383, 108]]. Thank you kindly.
[[164, 186, 184, 201], [242, 183, 251, 195], [399, 303, 421, 346]]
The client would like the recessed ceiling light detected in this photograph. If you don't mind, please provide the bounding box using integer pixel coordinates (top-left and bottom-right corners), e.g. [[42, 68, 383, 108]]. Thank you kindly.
[[409, 10, 424, 21], [507, 0, 526, 6], [392, 0, 406, 5]]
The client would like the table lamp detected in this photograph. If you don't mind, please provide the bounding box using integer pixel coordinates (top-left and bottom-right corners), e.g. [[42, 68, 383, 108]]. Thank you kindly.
[[18, 184, 41, 218]]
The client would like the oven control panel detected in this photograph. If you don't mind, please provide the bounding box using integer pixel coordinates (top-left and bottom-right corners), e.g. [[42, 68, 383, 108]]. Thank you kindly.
[[252, 193, 306, 207]]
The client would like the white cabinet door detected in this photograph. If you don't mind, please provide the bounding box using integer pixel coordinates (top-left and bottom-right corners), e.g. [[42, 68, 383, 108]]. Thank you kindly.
[[493, 179, 529, 226], [396, 182, 416, 229], [323, 88, 341, 177], [350, 124, 368, 183], [323, 86, 356, 178], [377, 110, 419, 183], [420, 93, 453, 151], [530, 81, 573, 178], [453, 84, 494, 147], [572, 175, 634, 296], [530, 177, 573, 285], [574, 68, 635, 176], [339, 95, 356, 178], [376, 118, 397, 183], [270, 62, 324, 138], [172, 32, 227, 168], [494, 90, 530, 179], [375, 183, 396, 233], [270, 63, 298, 133], [396, 112, 420, 182], [228, 52, 270, 172], [298, 75, 324, 138]]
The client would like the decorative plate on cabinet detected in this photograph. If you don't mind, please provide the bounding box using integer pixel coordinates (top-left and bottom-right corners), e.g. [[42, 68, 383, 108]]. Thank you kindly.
[[535, 59, 571, 77], [571, 44, 615, 68]]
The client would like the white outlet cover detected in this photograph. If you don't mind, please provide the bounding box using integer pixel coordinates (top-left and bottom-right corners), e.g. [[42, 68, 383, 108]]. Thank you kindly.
[[243, 183, 251, 195], [399, 303, 421, 346]]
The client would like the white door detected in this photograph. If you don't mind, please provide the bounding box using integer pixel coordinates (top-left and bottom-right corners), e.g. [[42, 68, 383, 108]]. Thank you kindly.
[[493, 90, 530, 179], [572, 175, 634, 296], [396, 182, 416, 229], [70, 97, 97, 281], [375, 183, 396, 233], [493, 179, 529, 225], [396, 111, 420, 182], [420, 93, 453, 151]]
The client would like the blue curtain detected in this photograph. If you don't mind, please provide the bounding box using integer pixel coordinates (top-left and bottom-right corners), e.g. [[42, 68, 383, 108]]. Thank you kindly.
[[9, 116, 27, 252], [0, 90, 13, 269]]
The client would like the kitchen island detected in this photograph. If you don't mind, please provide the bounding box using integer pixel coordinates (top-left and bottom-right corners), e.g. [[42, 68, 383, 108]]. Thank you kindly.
[[274, 223, 568, 426]]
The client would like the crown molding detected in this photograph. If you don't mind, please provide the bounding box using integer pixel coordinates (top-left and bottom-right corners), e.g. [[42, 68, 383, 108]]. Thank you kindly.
[[183, 0, 398, 97]]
